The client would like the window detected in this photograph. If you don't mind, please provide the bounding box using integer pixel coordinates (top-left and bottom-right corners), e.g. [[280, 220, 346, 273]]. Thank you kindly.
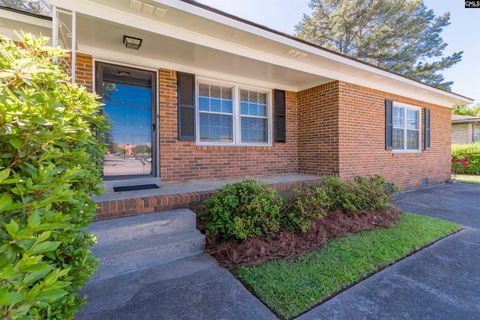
[[392, 103, 421, 151], [474, 125, 480, 143], [240, 90, 268, 143], [196, 80, 271, 145], [198, 83, 233, 142]]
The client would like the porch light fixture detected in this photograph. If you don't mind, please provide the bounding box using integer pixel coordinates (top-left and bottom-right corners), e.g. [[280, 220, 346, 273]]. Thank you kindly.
[[123, 35, 143, 50]]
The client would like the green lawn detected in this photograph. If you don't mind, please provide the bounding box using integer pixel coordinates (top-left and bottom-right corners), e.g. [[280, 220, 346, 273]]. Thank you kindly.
[[454, 174, 480, 185], [235, 213, 460, 319]]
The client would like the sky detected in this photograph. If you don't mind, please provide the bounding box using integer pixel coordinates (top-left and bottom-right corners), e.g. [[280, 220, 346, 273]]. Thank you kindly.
[[198, 0, 480, 104]]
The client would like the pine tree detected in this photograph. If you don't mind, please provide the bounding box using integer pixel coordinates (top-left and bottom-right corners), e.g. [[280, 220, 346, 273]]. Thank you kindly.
[[295, 0, 462, 90]]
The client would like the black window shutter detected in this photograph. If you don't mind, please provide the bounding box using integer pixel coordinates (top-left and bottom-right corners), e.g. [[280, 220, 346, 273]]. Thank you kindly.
[[385, 99, 393, 150], [424, 108, 431, 150], [177, 72, 195, 141], [274, 89, 286, 143]]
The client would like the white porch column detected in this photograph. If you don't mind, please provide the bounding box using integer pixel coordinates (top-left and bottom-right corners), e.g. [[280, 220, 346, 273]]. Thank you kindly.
[[51, 6, 58, 47]]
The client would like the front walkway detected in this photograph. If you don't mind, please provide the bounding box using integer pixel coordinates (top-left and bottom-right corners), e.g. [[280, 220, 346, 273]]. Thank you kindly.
[[77, 254, 276, 320], [298, 183, 480, 320]]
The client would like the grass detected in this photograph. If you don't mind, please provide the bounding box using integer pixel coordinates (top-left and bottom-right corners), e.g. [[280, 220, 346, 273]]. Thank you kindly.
[[454, 174, 480, 185], [235, 213, 460, 319]]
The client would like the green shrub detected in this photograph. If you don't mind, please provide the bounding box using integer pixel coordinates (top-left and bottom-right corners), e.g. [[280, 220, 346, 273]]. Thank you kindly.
[[284, 185, 332, 233], [202, 180, 284, 240], [322, 175, 397, 213], [0, 34, 108, 319], [452, 144, 480, 175]]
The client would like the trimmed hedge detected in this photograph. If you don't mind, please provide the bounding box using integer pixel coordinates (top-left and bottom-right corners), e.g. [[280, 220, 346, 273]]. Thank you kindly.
[[322, 175, 398, 213], [202, 180, 284, 240], [452, 144, 480, 175], [0, 34, 108, 319], [203, 175, 398, 237]]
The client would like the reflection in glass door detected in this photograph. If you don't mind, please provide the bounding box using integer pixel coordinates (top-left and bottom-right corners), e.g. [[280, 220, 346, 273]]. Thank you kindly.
[[96, 63, 156, 178]]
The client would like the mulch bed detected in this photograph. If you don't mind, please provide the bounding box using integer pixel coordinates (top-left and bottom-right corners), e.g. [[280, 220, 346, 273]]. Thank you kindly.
[[205, 208, 400, 269]]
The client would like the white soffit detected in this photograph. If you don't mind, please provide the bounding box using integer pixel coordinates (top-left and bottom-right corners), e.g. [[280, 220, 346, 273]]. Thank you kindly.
[[73, 14, 327, 91]]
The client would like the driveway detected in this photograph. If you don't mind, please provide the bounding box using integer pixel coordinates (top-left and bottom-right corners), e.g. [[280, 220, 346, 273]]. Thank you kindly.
[[298, 183, 480, 320]]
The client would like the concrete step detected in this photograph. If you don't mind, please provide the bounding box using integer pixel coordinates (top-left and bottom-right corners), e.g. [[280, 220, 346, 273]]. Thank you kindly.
[[92, 229, 205, 280], [87, 209, 196, 246]]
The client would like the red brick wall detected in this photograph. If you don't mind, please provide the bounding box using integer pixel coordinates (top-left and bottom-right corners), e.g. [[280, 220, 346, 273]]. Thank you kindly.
[[298, 81, 340, 176], [75, 53, 93, 92], [65, 53, 93, 92], [337, 81, 451, 188], [297, 80, 451, 188], [68, 55, 451, 188], [158, 69, 299, 182]]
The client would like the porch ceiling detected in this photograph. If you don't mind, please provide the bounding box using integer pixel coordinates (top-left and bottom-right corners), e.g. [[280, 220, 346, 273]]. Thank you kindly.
[[60, 12, 331, 91]]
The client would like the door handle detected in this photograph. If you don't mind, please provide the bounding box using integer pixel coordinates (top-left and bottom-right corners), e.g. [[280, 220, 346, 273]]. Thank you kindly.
[[152, 123, 156, 132]]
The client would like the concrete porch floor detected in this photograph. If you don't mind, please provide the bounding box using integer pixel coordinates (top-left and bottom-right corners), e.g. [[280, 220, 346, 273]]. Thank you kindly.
[[95, 174, 321, 202], [94, 174, 321, 220]]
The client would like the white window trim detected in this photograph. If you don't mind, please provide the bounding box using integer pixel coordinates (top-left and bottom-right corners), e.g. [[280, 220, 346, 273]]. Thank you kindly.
[[392, 102, 422, 153], [195, 77, 273, 147]]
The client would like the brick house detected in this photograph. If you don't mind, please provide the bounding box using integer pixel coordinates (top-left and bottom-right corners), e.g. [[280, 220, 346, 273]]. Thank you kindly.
[[452, 115, 480, 144], [1, 1, 472, 219]]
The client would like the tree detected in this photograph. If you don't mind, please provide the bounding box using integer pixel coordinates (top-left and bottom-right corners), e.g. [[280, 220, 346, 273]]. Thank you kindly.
[[295, 0, 462, 90], [0, 0, 50, 16], [453, 105, 480, 117], [133, 144, 151, 155]]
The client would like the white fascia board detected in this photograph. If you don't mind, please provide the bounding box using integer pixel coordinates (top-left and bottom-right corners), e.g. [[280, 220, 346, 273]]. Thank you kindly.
[[80, 44, 297, 92], [49, 0, 472, 106], [0, 9, 51, 28]]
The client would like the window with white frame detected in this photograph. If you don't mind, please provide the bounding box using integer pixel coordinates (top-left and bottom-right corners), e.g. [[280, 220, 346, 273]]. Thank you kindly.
[[392, 103, 421, 151], [240, 89, 268, 143], [198, 83, 234, 142], [197, 80, 271, 145]]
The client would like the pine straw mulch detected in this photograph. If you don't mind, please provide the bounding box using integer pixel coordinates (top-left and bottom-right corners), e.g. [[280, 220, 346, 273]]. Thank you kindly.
[[205, 207, 400, 269]]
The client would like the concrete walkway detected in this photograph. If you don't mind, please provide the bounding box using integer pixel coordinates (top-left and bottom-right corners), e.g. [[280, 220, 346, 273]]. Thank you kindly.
[[298, 183, 480, 320], [77, 254, 276, 320]]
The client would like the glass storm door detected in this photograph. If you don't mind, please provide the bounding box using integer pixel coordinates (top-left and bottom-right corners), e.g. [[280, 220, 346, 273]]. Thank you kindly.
[[96, 63, 157, 178]]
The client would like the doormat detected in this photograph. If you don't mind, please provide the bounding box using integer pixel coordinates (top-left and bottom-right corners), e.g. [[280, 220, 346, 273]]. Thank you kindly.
[[113, 184, 160, 192]]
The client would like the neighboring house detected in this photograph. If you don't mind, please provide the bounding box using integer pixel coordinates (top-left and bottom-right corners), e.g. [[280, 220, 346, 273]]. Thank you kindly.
[[452, 114, 480, 144], [0, 1, 473, 219]]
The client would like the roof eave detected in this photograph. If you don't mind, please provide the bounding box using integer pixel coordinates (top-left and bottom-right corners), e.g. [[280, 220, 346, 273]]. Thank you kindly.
[[167, 0, 473, 105]]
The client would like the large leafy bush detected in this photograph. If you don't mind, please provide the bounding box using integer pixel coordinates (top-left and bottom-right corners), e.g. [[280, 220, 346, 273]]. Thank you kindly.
[[0, 34, 108, 319], [452, 144, 480, 175], [202, 180, 284, 240]]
